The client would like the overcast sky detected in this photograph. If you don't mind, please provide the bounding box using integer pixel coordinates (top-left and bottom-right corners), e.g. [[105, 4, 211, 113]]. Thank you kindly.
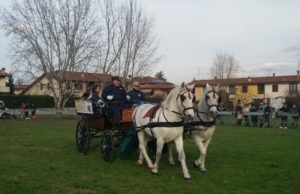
[[1, 0, 300, 84]]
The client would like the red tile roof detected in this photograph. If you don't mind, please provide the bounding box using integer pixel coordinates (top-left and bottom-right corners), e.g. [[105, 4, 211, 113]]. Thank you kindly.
[[134, 76, 174, 85], [140, 83, 175, 90], [194, 75, 300, 86], [63, 72, 112, 82]]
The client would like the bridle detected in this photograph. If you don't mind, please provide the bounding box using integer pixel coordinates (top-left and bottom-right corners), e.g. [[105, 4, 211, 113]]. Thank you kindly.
[[159, 88, 195, 120], [204, 88, 219, 111], [198, 87, 219, 115]]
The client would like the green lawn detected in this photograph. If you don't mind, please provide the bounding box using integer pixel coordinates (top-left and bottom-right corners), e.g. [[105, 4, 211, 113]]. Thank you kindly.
[[0, 118, 300, 194]]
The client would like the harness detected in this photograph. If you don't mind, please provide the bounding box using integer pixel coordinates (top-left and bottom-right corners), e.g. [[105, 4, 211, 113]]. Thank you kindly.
[[197, 87, 218, 114], [133, 88, 194, 138], [184, 87, 218, 134]]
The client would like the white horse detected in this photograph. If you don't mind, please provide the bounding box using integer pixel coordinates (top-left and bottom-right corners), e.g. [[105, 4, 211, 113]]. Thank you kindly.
[[133, 82, 195, 179], [168, 83, 219, 173]]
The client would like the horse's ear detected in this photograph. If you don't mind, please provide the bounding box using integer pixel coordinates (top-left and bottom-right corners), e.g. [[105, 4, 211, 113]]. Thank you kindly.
[[186, 82, 195, 91], [181, 82, 185, 89], [206, 83, 210, 88]]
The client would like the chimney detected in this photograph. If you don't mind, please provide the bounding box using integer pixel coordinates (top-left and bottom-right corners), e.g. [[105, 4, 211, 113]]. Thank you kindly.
[[214, 76, 217, 80], [297, 70, 300, 76], [273, 73, 275, 77]]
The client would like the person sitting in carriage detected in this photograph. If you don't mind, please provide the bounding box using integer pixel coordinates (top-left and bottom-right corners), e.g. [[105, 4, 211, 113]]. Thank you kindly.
[[88, 85, 104, 115], [127, 80, 146, 106], [102, 76, 129, 128]]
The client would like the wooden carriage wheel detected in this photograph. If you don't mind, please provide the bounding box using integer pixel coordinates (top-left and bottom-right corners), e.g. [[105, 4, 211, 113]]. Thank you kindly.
[[100, 130, 114, 162], [76, 119, 91, 155]]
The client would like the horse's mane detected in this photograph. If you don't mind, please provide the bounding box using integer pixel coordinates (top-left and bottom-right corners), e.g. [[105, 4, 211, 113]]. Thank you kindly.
[[161, 85, 182, 107]]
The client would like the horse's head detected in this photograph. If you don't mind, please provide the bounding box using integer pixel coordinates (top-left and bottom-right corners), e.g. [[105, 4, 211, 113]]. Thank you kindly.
[[176, 82, 195, 120], [201, 83, 219, 118]]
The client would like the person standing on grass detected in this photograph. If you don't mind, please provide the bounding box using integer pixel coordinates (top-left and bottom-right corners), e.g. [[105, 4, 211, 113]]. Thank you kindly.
[[235, 99, 244, 126], [279, 103, 289, 129], [263, 102, 272, 128], [217, 102, 226, 125], [250, 102, 258, 126], [290, 104, 299, 128], [243, 103, 250, 126]]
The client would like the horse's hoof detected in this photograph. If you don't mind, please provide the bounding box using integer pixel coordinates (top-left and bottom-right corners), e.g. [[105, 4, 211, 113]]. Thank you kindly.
[[151, 171, 159, 176], [148, 166, 154, 170], [184, 177, 192, 182], [136, 160, 143, 166], [193, 161, 199, 168], [201, 169, 208, 173]]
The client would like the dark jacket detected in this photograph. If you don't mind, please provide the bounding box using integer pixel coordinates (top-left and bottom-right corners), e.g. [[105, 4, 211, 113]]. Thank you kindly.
[[102, 84, 127, 102], [128, 89, 145, 104], [91, 92, 101, 103]]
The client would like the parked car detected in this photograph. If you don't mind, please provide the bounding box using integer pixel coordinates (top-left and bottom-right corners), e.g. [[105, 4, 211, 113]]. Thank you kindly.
[[0, 101, 11, 119]]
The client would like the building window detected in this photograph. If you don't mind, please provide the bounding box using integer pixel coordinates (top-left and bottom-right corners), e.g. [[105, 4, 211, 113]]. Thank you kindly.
[[289, 83, 298, 93], [257, 84, 264, 94], [272, 84, 278, 92], [242, 85, 248, 93], [229, 85, 235, 94], [40, 84, 44, 90], [74, 83, 83, 90]]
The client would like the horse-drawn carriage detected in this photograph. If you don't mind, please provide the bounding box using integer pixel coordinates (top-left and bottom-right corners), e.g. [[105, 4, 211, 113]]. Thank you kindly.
[[74, 83, 219, 180], [75, 100, 135, 162]]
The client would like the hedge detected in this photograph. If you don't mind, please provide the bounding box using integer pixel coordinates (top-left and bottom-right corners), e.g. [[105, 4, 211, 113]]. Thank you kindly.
[[0, 94, 55, 108], [0, 94, 77, 108]]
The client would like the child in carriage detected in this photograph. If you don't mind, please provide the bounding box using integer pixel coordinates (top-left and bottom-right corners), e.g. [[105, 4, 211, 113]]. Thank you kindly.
[[84, 85, 107, 116]]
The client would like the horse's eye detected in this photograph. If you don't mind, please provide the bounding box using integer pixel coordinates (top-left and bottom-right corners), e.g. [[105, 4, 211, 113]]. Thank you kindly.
[[180, 95, 186, 102], [206, 96, 210, 100]]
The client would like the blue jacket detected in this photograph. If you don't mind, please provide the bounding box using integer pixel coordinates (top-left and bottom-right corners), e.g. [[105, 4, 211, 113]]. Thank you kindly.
[[102, 84, 127, 103], [128, 89, 145, 104]]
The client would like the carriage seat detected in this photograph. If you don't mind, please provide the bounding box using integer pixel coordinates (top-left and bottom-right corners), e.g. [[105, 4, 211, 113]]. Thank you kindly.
[[121, 107, 134, 123], [143, 105, 160, 119]]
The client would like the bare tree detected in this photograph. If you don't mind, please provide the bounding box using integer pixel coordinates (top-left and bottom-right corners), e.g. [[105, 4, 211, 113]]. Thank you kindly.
[[95, 0, 161, 81], [1, 0, 100, 113], [210, 52, 240, 79]]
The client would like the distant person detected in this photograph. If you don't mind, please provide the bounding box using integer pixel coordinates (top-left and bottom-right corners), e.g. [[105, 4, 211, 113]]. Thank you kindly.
[[250, 103, 258, 126], [217, 102, 226, 125], [263, 102, 272, 128], [31, 103, 36, 116], [243, 103, 250, 126], [279, 103, 289, 129], [290, 104, 299, 128], [21, 102, 26, 119], [235, 99, 244, 126], [127, 81, 146, 105]]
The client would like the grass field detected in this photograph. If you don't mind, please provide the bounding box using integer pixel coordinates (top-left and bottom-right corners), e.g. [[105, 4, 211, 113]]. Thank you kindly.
[[0, 118, 300, 194]]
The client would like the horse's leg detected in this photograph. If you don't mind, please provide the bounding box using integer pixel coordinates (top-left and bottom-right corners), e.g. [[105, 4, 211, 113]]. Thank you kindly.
[[137, 131, 153, 169], [168, 142, 176, 165], [151, 138, 164, 174], [192, 135, 207, 172], [174, 136, 191, 179], [200, 137, 212, 172], [137, 135, 149, 166]]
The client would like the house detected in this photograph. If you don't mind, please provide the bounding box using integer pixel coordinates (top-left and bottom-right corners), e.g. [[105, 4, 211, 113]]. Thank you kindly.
[[21, 72, 113, 98], [0, 68, 10, 93], [194, 73, 300, 109], [14, 84, 30, 95], [134, 76, 175, 99]]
